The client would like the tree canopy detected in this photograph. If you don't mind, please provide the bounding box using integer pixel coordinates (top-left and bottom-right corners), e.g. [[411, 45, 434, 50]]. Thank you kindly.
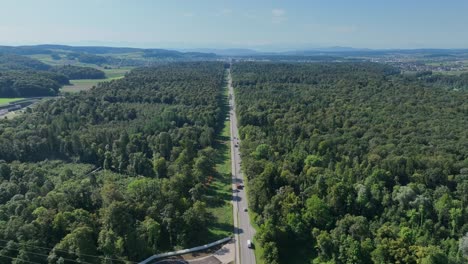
[[0, 70, 68, 97], [51, 65, 106, 80], [0, 53, 51, 71], [0, 62, 227, 263], [232, 62, 468, 263]]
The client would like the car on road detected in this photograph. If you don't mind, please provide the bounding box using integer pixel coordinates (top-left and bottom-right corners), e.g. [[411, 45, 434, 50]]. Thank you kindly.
[[236, 183, 244, 190], [244, 207, 248, 212], [247, 240, 253, 248]]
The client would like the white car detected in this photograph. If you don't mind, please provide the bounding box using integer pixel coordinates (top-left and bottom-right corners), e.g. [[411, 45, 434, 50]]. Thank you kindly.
[[247, 240, 253, 248]]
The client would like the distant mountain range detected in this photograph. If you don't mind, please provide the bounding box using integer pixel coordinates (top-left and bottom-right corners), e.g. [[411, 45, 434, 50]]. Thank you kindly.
[[0, 44, 217, 59], [1, 44, 468, 59], [181, 46, 468, 57], [180, 48, 261, 56]]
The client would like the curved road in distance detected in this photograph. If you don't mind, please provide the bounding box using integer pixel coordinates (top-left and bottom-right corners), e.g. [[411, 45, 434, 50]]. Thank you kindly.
[[228, 67, 256, 264]]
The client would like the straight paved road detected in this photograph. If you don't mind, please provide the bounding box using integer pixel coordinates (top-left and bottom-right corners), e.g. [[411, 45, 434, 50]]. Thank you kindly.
[[228, 67, 256, 264]]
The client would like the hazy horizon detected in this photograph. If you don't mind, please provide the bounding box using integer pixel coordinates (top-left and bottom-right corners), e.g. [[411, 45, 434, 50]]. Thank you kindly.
[[1, 0, 468, 51], [4, 41, 468, 53]]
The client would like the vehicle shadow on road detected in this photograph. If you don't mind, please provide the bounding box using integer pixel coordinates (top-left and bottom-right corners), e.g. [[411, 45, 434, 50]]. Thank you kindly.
[[232, 177, 243, 184], [234, 227, 244, 234]]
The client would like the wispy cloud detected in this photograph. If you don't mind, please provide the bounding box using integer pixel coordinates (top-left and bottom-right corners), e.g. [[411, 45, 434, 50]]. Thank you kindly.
[[271, 8, 286, 24], [272, 9, 285, 17]]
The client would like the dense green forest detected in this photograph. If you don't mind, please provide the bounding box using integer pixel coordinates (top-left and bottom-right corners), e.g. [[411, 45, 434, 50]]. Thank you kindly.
[[232, 62, 468, 263], [0, 48, 221, 98], [0, 54, 66, 97], [420, 72, 468, 90], [0, 62, 228, 263], [66, 53, 109, 65], [0, 71, 69, 97], [0, 55, 105, 97], [0, 54, 51, 71], [1, 59, 467, 263], [51, 65, 106, 80]]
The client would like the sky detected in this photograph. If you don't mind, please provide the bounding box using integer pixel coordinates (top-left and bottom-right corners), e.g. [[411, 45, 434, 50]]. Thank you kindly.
[[1, 0, 468, 51]]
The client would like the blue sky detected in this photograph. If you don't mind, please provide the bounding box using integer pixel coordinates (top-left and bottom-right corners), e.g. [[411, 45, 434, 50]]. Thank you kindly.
[[1, 0, 467, 50]]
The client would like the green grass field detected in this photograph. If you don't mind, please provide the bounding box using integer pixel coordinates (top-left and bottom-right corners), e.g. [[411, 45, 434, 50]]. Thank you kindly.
[[28, 54, 68, 66], [206, 119, 233, 240], [28, 54, 103, 67], [61, 79, 102, 93], [104, 67, 133, 78], [29, 53, 134, 93], [206, 77, 234, 241], [97, 52, 145, 60], [0, 98, 24, 105], [29, 52, 145, 67], [61, 67, 132, 93]]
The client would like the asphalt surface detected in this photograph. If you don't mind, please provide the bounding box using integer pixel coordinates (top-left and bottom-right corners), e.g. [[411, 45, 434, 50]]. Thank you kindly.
[[228, 68, 257, 264]]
